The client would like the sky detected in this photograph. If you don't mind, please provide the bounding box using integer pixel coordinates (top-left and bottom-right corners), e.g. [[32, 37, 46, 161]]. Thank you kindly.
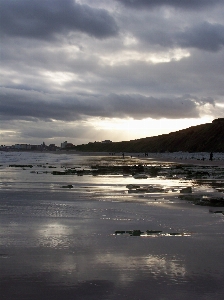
[[1, 0, 224, 146]]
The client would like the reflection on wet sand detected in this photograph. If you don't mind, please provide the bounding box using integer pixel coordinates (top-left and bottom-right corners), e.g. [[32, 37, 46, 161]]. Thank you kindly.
[[36, 223, 72, 249], [95, 252, 186, 283]]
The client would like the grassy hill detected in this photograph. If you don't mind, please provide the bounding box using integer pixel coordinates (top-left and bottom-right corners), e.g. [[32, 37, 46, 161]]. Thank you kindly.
[[74, 118, 224, 153]]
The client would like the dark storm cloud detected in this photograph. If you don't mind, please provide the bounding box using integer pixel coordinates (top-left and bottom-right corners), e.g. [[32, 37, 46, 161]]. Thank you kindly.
[[0, 88, 215, 121], [21, 126, 87, 139], [177, 22, 224, 52], [116, 0, 222, 10], [105, 94, 214, 119], [0, 0, 118, 40], [138, 21, 224, 52]]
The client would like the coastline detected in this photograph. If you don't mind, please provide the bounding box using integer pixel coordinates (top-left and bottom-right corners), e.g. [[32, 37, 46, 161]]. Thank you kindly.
[[1, 149, 224, 166], [67, 151, 224, 167], [144, 156, 224, 167]]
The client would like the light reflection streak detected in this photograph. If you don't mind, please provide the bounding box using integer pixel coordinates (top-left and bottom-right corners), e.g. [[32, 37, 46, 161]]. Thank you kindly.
[[36, 223, 72, 249], [95, 253, 186, 285], [145, 255, 186, 278]]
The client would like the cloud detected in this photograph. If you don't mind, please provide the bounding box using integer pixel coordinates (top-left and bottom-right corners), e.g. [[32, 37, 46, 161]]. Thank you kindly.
[[19, 122, 102, 143], [116, 0, 222, 10], [135, 20, 224, 52], [0, 88, 215, 122], [176, 22, 224, 52], [0, 117, 109, 145], [0, 0, 224, 145], [104, 94, 214, 119], [0, 0, 118, 40]]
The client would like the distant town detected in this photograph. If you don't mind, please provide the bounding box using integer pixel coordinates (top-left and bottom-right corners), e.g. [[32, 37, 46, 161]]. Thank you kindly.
[[0, 140, 113, 152]]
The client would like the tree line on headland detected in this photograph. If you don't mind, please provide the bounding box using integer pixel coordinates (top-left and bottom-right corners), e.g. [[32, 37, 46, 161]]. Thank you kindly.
[[74, 118, 224, 153]]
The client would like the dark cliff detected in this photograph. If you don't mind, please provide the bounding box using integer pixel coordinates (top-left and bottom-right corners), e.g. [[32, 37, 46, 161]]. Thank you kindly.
[[74, 118, 224, 153]]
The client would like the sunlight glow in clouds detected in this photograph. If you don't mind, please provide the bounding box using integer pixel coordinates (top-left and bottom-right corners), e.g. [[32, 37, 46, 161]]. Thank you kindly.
[[43, 71, 79, 85], [101, 49, 190, 66], [92, 117, 213, 142]]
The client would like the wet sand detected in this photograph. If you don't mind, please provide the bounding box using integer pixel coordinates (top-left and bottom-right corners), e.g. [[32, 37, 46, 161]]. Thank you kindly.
[[1, 190, 224, 300], [0, 151, 224, 299]]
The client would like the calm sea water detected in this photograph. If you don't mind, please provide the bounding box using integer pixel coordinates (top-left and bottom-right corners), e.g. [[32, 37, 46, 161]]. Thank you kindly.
[[0, 151, 224, 300]]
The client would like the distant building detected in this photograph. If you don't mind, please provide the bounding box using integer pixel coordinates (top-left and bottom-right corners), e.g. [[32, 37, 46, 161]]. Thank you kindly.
[[30, 144, 43, 150], [48, 144, 57, 151], [13, 144, 31, 150], [60, 141, 74, 149], [61, 141, 68, 149], [65, 143, 74, 148], [1, 143, 59, 152]]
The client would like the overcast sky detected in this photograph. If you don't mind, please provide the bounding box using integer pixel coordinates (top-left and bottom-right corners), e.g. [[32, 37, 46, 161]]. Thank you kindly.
[[1, 0, 224, 146]]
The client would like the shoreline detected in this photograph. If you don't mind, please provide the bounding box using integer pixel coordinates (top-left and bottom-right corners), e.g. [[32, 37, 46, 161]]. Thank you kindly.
[[145, 156, 224, 166], [74, 151, 224, 166], [1, 150, 224, 166]]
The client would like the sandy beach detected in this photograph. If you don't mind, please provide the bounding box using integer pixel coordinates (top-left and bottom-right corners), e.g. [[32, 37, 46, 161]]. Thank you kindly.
[[0, 151, 224, 300]]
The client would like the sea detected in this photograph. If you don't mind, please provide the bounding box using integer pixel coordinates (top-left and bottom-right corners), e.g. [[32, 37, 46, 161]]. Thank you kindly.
[[0, 151, 224, 300]]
